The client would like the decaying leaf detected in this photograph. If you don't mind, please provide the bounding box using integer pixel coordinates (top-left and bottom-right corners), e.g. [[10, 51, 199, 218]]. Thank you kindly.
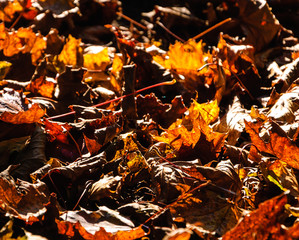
[[245, 119, 299, 169], [222, 193, 288, 240]]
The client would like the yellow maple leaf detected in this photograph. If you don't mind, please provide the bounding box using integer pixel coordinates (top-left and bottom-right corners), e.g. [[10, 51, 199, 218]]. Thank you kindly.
[[83, 47, 110, 70], [58, 35, 83, 68], [153, 39, 212, 75], [153, 100, 220, 151]]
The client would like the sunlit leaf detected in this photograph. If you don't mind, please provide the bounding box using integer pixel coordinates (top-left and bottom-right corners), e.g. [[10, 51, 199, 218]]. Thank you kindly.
[[153, 39, 211, 74], [110, 53, 123, 92], [0, 103, 45, 124], [57, 34, 83, 68], [0, 0, 23, 22], [0, 26, 46, 64], [222, 193, 288, 240], [83, 47, 110, 70], [245, 119, 299, 169], [0, 61, 12, 80]]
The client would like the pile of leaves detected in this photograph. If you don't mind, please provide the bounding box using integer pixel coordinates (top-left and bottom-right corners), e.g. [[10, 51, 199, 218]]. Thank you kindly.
[[1, 0, 299, 239]]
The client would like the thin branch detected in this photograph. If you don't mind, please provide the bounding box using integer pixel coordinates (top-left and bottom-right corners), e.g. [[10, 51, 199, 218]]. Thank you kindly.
[[156, 21, 186, 43], [116, 12, 149, 31], [46, 79, 176, 120], [192, 18, 232, 40]]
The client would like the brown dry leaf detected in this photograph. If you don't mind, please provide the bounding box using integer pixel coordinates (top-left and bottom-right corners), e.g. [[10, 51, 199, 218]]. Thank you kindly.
[[168, 161, 242, 236], [263, 160, 299, 197], [43, 119, 72, 144], [214, 96, 252, 145], [245, 119, 299, 169], [58, 207, 138, 235], [0, 176, 50, 224], [267, 85, 299, 123], [33, 0, 78, 15], [26, 76, 56, 98], [237, 0, 281, 52], [0, 103, 45, 124], [88, 174, 122, 201], [57, 34, 83, 68], [222, 193, 288, 240]]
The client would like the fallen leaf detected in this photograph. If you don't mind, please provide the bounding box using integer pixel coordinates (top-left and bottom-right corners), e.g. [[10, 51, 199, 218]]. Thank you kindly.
[[222, 193, 288, 240], [245, 119, 299, 169]]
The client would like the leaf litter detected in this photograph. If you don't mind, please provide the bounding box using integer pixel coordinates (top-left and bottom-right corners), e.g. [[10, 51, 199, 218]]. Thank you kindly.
[[0, 0, 299, 239]]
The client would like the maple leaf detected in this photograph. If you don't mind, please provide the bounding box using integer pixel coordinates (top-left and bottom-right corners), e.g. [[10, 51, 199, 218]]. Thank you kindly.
[[153, 99, 221, 151], [245, 119, 299, 169], [83, 46, 111, 71], [57, 34, 83, 69], [222, 193, 288, 240]]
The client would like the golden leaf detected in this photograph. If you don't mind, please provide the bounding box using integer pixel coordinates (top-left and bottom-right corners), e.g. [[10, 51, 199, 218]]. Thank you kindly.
[[58, 34, 83, 68], [83, 47, 110, 70], [154, 40, 211, 74], [0, 26, 46, 64], [0, 0, 23, 22], [110, 53, 123, 92]]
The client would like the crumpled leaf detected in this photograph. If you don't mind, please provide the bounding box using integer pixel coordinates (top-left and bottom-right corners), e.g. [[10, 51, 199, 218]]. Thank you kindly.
[[10, 125, 46, 179], [245, 119, 299, 169], [0, 0, 23, 22], [153, 99, 225, 162], [57, 206, 141, 235], [214, 96, 252, 145], [0, 175, 50, 224], [88, 174, 121, 201], [222, 193, 288, 240], [54, 66, 88, 101], [237, 0, 281, 52], [272, 58, 299, 92], [57, 35, 83, 69], [0, 88, 45, 124], [26, 58, 56, 98], [261, 160, 299, 197], [136, 93, 187, 128], [167, 160, 242, 236], [0, 24, 46, 65], [267, 84, 299, 123]]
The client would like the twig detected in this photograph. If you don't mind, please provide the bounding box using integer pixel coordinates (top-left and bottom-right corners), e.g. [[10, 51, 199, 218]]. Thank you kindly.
[[9, 12, 23, 30], [116, 12, 149, 31], [192, 18, 232, 40], [46, 79, 176, 120], [156, 21, 186, 43]]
